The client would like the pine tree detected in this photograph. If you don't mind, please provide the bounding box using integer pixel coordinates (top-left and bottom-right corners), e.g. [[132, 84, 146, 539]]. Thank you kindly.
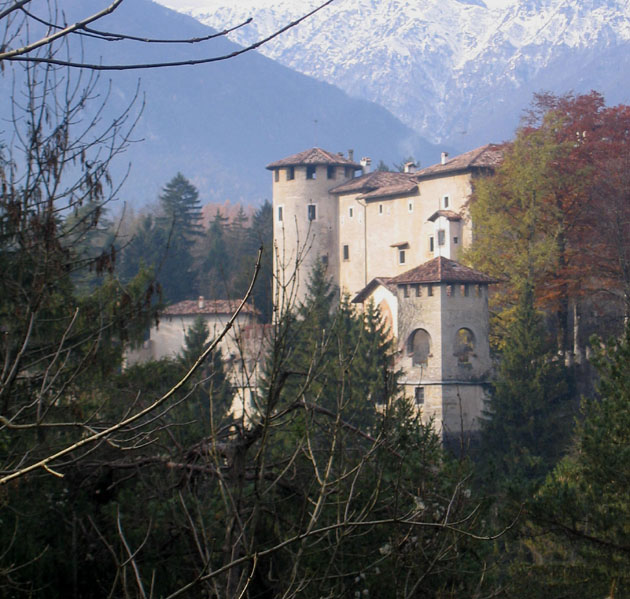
[[479, 284, 571, 490]]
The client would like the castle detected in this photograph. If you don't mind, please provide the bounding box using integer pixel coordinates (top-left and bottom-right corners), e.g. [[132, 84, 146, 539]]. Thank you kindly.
[[267, 145, 502, 439]]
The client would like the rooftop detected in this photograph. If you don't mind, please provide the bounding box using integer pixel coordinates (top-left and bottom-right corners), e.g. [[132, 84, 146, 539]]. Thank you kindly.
[[389, 257, 499, 285], [163, 298, 258, 317], [428, 210, 463, 222], [415, 144, 503, 179], [330, 170, 416, 195], [266, 147, 362, 170]]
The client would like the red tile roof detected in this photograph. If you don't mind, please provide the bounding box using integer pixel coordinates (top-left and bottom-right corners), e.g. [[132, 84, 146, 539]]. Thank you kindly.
[[428, 210, 462, 222], [266, 147, 362, 169], [415, 144, 503, 179], [361, 181, 419, 200], [163, 298, 258, 317], [389, 257, 499, 285], [330, 170, 416, 195]]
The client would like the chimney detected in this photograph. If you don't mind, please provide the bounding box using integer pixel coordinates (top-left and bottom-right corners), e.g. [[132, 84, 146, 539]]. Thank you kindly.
[[348, 149, 354, 162], [403, 161, 416, 173], [441, 151, 449, 165], [360, 157, 372, 173], [198, 296, 205, 309]]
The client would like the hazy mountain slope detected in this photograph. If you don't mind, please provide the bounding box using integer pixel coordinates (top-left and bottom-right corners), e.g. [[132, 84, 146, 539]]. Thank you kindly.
[[160, 0, 630, 149], [1, 0, 442, 207]]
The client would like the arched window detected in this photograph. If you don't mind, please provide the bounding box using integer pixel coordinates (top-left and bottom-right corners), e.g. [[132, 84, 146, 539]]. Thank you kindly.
[[454, 328, 475, 363], [408, 329, 431, 366]]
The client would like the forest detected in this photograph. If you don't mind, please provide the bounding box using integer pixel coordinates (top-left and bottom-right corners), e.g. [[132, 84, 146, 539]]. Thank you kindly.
[[3, 3, 630, 598]]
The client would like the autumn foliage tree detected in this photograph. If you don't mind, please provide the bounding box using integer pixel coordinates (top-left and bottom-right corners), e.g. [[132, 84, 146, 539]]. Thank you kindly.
[[467, 92, 630, 353]]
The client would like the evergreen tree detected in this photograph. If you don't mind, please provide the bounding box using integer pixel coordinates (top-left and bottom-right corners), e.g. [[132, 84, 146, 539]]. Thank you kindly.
[[248, 200, 273, 323], [479, 284, 572, 491], [509, 323, 630, 597], [158, 173, 203, 239]]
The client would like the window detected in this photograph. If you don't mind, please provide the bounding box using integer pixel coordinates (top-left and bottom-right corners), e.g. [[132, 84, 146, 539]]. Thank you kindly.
[[345, 166, 353, 178], [446, 284, 453, 297], [321, 255, 328, 266], [408, 329, 431, 366], [287, 166, 295, 180], [454, 328, 475, 363], [429, 237, 434, 252], [308, 204, 316, 221], [437, 229, 446, 246], [306, 165, 316, 180], [274, 170, 279, 182], [428, 284, 433, 297], [414, 387, 425, 405], [399, 249, 406, 264], [327, 165, 336, 179], [461, 284, 469, 297], [443, 195, 450, 208], [349, 207, 354, 218], [343, 244, 349, 261], [453, 236, 459, 245], [415, 285, 421, 297], [408, 201, 414, 213], [476, 284, 483, 297], [379, 204, 384, 215], [277, 206, 283, 222]]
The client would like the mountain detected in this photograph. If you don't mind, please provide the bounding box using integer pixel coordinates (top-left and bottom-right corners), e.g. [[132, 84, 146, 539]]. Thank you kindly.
[[158, 0, 630, 150], [0, 0, 443, 207]]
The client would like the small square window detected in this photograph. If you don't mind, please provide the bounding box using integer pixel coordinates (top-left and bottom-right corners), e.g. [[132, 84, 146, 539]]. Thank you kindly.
[[322, 255, 328, 266], [415, 387, 425, 405], [399, 249, 406, 264], [327, 166, 335, 179], [343, 245, 349, 261], [453, 236, 459, 244], [277, 206, 283, 222], [287, 166, 295, 181], [308, 204, 316, 221], [306, 165, 316, 180]]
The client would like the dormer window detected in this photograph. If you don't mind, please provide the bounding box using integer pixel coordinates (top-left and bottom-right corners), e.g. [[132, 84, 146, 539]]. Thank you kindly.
[[306, 165, 316, 180]]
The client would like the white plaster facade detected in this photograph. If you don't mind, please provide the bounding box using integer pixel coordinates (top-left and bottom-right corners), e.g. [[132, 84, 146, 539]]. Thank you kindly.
[[268, 145, 503, 441]]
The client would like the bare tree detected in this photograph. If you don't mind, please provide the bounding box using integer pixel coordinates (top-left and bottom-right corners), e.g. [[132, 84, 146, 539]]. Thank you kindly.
[[0, 0, 335, 70]]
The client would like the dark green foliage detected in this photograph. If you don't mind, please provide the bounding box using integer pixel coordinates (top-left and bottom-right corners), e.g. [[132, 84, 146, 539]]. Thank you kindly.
[[479, 284, 572, 491], [508, 324, 630, 597]]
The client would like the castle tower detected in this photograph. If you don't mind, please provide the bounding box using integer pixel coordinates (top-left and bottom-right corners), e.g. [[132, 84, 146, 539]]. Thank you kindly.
[[354, 257, 498, 444], [266, 148, 361, 306]]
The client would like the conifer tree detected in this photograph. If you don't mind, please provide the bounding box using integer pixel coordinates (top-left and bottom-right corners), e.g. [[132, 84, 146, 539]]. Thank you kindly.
[[479, 284, 571, 490]]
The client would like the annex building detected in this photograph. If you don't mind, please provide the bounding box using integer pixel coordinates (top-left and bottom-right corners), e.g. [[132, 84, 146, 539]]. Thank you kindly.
[[267, 145, 502, 440]]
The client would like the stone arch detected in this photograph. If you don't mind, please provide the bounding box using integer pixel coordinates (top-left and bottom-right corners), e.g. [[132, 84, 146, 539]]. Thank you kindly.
[[454, 328, 475, 363], [407, 328, 431, 366]]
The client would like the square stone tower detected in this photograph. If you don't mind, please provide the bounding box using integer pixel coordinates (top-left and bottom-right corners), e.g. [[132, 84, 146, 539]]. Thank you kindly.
[[354, 257, 498, 443]]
